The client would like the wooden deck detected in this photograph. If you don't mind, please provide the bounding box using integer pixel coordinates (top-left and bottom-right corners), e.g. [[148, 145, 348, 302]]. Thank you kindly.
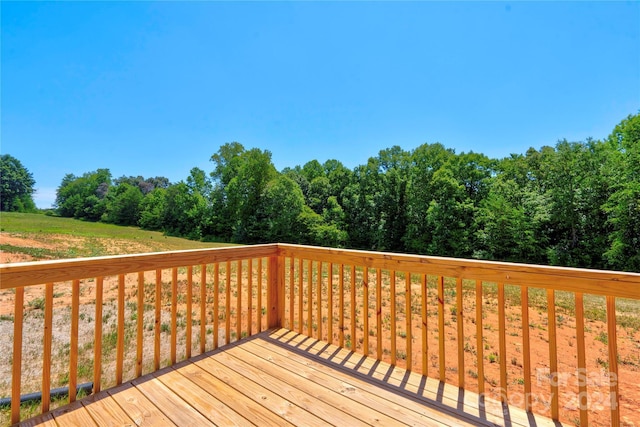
[[19, 328, 561, 427]]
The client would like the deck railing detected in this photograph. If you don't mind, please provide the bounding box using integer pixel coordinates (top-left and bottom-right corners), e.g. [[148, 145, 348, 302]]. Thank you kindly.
[[1, 243, 639, 426]]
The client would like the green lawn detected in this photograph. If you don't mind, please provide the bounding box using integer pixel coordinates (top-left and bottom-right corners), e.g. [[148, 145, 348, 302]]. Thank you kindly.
[[0, 212, 235, 260]]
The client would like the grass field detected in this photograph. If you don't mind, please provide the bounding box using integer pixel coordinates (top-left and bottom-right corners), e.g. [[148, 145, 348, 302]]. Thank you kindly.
[[0, 212, 234, 261]]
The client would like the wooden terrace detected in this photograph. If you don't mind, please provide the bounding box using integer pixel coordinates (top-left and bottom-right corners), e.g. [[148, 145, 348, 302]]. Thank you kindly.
[[1, 244, 639, 426]]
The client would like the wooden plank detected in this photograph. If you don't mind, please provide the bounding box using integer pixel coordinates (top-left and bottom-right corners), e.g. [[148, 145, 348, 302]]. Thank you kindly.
[[171, 267, 177, 364], [307, 259, 312, 336], [248, 258, 253, 336], [51, 400, 97, 426], [11, 286, 24, 424], [272, 329, 561, 427], [276, 244, 640, 299], [238, 340, 448, 426], [327, 263, 333, 344], [116, 274, 124, 385], [201, 264, 208, 353], [317, 261, 322, 341], [363, 267, 369, 356], [157, 367, 255, 426], [297, 258, 303, 335], [225, 261, 231, 345], [339, 264, 344, 347], [575, 292, 587, 427], [405, 271, 412, 370], [70, 279, 80, 401], [186, 266, 193, 359], [606, 295, 620, 427], [195, 355, 329, 426], [288, 257, 294, 330], [137, 271, 145, 376], [350, 264, 356, 351], [475, 280, 484, 395], [107, 382, 176, 426], [498, 282, 506, 403], [154, 269, 161, 371], [521, 286, 531, 411], [258, 258, 263, 333], [376, 268, 382, 361], [176, 361, 294, 426], [421, 274, 428, 375], [267, 255, 284, 329], [547, 289, 559, 420], [1, 244, 279, 290], [16, 411, 57, 427], [236, 260, 242, 341], [212, 263, 218, 350], [391, 270, 397, 365], [94, 276, 104, 393], [437, 275, 445, 380], [42, 283, 53, 413], [82, 391, 137, 426], [456, 277, 463, 386], [213, 348, 375, 426], [132, 375, 215, 426]]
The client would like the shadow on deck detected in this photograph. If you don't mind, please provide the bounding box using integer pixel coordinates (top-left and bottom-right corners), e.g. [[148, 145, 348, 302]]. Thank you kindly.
[[20, 329, 562, 427]]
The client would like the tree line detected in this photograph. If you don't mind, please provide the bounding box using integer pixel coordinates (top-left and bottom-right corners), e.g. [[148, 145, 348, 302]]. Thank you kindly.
[[2, 114, 638, 272]]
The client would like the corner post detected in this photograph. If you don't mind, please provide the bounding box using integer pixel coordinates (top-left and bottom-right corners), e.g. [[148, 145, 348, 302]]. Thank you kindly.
[[267, 251, 284, 329]]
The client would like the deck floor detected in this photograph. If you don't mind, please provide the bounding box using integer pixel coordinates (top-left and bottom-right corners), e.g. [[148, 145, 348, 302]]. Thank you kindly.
[[19, 329, 561, 427]]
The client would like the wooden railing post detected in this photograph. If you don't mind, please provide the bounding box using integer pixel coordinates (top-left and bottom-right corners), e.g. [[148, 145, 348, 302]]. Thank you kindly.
[[267, 254, 284, 328]]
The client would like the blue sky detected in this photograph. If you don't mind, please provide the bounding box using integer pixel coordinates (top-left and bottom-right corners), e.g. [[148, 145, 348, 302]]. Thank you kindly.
[[2, 1, 639, 209]]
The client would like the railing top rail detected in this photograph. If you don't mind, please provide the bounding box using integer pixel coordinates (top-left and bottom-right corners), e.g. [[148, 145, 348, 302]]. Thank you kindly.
[[276, 244, 640, 299], [0, 244, 279, 290]]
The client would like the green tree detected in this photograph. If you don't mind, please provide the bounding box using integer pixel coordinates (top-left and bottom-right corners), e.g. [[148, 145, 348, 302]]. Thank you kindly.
[[101, 182, 143, 226], [604, 114, 640, 271], [138, 187, 167, 230], [0, 154, 37, 212], [55, 169, 112, 220]]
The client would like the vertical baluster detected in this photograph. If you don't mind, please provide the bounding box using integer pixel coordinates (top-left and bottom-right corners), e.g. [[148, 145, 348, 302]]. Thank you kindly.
[[136, 272, 144, 377], [317, 262, 323, 340], [171, 268, 178, 364], [213, 263, 219, 349], [575, 292, 587, 426], [42, 283, 53, 413], [521, 286, 531, 411], [546, 289, 559, 419], [200, 264, 207, 353], [248, 259, 253, 337], [456, 278, 464, 387], [421, 274, 428, 375], [289, 257, 294, 329], [186, 267, 193, 359], [71, 279, 81, 398], [298, 258, 303, 334], [405, 272, 412, 370], [307, 259, 313, 336], [116, 276, 124, 385], [94, 277, 104, 393], [154, 269, 161, 371], [339, 264, 344, 348], [376, 269, 382, 361], [11, 287, 24, 424], [350, 265, 356, 350], [606, 296, 620, 427], [236, 260, 242, 341], [498, 283, 507, 403], [391, 270, 397, 365], [258, 258, 263, 333], [437, 276, 445, 380], [226, 261, 231, 345], [363, 268, 369, 356], [475, 280, 484, 396], [328, 263, 334, 344]]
